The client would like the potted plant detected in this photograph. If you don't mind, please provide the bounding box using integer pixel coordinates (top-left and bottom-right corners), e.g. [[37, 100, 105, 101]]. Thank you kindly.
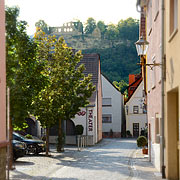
[[75, 125, 84, 148], [109, 129, 113, 138], [75, 125, 84, 135], [137, 136, 148, 154], [126, 130, 132, 138]]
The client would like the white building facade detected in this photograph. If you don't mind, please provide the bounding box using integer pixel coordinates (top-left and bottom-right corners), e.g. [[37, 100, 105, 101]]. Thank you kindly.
[[125, 81, 147, 137], [101, 74, 123, 138]]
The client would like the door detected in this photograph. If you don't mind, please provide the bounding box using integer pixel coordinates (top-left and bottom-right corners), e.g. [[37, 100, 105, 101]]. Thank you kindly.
[[133, 123, 139, 137]]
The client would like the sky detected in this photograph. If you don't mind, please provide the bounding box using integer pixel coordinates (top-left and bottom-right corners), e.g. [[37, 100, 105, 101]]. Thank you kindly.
[[5, 0, 140, 35]]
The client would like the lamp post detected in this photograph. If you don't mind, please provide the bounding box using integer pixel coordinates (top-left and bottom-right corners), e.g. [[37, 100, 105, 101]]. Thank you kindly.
[[135, 36, 149, 95]]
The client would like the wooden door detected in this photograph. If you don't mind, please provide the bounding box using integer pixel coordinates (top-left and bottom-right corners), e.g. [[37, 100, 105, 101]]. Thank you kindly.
[[133, 123, 139, 137]]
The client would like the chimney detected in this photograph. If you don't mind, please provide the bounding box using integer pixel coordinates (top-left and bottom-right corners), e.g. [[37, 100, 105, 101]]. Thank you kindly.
[[129, 74, 135, 85]]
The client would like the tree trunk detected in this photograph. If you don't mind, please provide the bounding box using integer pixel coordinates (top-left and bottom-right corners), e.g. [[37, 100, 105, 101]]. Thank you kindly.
[[57, 119, 64, 152], [45, 127, 49, 156]]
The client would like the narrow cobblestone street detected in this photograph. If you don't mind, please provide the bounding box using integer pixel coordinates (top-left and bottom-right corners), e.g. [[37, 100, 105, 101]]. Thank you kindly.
[[10, 139, 163, 180]]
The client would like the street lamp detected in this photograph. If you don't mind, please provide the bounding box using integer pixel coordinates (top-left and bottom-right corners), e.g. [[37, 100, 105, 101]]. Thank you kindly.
[[135, 36, 149, 56], [135, 36, 162, 69], [135, 36, 149, 96]]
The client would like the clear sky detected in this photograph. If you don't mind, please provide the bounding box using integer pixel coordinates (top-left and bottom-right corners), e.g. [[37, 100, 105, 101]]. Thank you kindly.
[[5, 0, 140, 35]]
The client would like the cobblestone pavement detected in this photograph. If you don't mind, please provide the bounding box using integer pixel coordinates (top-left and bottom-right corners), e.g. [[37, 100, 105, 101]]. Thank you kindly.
[[9, 138, 164, 180]]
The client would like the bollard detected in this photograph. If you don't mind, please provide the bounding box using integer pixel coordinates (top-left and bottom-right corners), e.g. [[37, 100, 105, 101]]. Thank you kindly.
[[83, 136, 85, 148], [85, 136, 87, 147], [77, 136, 80, 151], [80, 136, 83, 150]]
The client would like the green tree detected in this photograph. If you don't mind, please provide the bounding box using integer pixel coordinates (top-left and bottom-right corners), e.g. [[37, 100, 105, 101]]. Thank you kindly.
[[104, 24, 119, 40], [84, 17, 96, 34], [97, 20, 107, 38], [6, 6, 47, 168], [34, 31, 95, 153], [35, 19, 51, 34], [117, 18, 139, 41], [113, 80, 128, 97], [6, 6, 45, 129]]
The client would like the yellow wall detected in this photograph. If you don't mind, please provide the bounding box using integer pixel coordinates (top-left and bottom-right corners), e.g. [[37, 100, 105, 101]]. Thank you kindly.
[[165, 0, 180, 179]]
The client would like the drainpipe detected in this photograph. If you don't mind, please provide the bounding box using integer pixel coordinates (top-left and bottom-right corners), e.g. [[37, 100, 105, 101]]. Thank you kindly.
[[161, 0, 166, 178], [97, 90, 99, 142]]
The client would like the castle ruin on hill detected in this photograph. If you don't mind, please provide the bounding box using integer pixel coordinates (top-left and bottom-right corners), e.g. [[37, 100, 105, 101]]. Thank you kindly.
[[49, 21, 122, 50]]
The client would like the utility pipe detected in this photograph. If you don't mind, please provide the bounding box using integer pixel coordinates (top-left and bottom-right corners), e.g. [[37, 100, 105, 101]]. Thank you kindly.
[[161, 0, 166, 178]]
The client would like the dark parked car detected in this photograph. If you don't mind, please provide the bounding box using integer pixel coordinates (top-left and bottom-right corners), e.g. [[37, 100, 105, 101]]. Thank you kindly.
[[13, 132, 46, 155], [12, 140, 26, 160]]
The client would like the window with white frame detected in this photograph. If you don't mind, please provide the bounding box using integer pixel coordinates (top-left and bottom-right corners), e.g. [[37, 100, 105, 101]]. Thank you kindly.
[[170, 0, 178, 35], [133, 106, 139, 114], [102, 98, 112, 106], [102, 114, 112, 123]]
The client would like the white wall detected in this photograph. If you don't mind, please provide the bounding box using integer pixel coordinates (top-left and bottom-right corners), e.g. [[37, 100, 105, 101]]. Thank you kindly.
[[101, 75, 123, 133], [125, 81, 147, 136], [73, 107, 87, 135], [71, 105, 98, 145]]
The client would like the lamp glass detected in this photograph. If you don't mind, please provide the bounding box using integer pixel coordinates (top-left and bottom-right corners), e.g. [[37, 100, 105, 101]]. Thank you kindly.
[[135, 36, 149, 56]]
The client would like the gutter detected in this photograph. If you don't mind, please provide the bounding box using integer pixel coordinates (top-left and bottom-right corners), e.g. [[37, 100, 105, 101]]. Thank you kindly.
[[161, 0, 166, 178]]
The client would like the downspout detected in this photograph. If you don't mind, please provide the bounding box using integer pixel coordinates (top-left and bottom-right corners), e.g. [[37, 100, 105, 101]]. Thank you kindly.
[[161, 0, 166, 178], [97, 89, 99, 142]]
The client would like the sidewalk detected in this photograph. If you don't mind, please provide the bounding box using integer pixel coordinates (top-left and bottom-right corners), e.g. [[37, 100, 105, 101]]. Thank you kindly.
[[132, 149, 165, 180]]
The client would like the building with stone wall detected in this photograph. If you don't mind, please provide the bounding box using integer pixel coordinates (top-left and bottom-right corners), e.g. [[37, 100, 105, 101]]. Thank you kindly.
[[0, 0, 7, 179]]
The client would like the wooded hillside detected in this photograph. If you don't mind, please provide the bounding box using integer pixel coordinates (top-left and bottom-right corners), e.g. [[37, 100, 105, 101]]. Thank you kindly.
[[82, 17, 140, 83], [36, 17, 140, 83]]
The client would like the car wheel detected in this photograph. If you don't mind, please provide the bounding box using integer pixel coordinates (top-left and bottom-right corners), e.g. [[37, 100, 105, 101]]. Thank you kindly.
[[28, 145, 37, 155]]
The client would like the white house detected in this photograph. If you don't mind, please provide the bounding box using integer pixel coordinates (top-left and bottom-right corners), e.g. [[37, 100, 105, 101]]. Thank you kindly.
[[125, 79, 147, 137], [101, 74, 123, 138]]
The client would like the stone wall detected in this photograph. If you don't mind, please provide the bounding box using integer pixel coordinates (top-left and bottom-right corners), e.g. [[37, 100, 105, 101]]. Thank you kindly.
[[0, 147, 6, 180], [62, 35, 123, 50]]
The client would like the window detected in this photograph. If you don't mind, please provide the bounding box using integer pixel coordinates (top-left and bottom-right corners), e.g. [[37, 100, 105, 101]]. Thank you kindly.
[[155, 114, 160, 143], [102, 98, 112, 106], [154, 0, 159, 21], [170, 0, 178, 35], [133, 106, 139, 114], [143, 105, 147, 114], [147, 0, 152, 35], [102, 114, 112, 123], [151, 55, 156, 89]]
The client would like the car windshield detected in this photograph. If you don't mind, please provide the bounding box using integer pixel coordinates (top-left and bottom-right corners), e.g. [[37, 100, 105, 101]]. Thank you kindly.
[[13, 132, 27, 140]]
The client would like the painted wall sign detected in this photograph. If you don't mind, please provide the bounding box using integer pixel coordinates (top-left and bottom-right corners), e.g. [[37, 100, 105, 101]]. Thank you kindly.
[[88, 109, 93, 131], [77, 111, 86, 116]]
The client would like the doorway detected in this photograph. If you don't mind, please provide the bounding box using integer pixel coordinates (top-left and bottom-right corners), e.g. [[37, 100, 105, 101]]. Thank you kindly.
[[167, 89, 179, 179], [133, 123, 139, 137]]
